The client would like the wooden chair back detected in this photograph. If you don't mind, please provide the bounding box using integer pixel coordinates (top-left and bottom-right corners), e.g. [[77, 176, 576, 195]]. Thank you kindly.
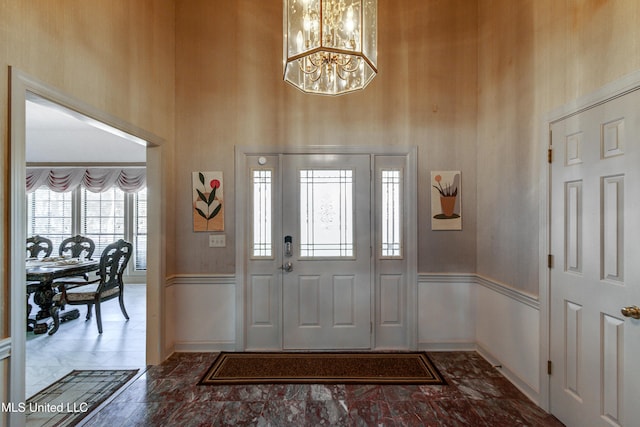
[[26, 235, 53, 259], [97, 239, 133, 294], [59, 235, 96, 259]]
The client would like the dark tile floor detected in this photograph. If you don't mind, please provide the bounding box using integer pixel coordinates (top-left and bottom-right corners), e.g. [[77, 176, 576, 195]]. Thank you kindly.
[[81, 351, 564, 426]]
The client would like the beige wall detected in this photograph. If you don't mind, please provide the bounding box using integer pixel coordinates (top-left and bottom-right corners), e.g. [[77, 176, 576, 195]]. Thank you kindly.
[[0, 0, 176, 332], [3, 0, 639, 352], [175, 0, 479, 275], [477, 0, 640, 294]]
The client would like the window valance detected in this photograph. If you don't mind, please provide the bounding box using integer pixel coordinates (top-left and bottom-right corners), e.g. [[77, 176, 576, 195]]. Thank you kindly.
[[26, 168, 146, 194]]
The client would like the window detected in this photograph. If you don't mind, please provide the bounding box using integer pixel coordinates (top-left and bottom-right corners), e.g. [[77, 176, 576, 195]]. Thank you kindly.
[[252, 169, 273, 258], [27, 186, 147, 273], [134, 188, 147, 270], [81, 187, 126, 258], [381, 169, 402, 257], [27, 188, 73, 251]]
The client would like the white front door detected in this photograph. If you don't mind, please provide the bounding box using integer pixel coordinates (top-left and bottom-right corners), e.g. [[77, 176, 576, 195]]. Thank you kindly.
[[281, 154, 371, 349], [549, 89, 640, 426]]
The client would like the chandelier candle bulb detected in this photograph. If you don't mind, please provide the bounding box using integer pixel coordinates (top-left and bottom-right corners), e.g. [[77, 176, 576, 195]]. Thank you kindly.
[[283, 0, 377, 95]]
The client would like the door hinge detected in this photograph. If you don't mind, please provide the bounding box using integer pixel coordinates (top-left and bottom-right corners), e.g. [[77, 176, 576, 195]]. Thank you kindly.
[[548, 148, 553, 164], [548, 254, 554, 269], [547, 360, 552, 375]]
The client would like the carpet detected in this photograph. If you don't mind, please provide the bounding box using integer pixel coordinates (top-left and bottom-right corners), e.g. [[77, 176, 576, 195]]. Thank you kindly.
[[199, 352, 446, 385], [26, 369, 138, 426]]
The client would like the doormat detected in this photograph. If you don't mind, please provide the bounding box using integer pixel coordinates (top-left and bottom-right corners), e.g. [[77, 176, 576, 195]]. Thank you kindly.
[[26, 369, 138, 426], [199, 352, 446, 385]]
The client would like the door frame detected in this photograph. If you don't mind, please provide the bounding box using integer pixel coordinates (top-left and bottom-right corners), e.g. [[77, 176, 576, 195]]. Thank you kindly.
[[7, 68, 166, 424], [541, 69, 640, 412], [235, 145, 418, 351]]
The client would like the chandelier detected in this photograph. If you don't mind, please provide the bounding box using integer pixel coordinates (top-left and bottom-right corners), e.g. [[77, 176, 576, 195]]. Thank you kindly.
[[283, 0, 377, 96]]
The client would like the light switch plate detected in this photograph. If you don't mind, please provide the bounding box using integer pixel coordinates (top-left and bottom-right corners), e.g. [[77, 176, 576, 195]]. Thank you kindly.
[[209, 234, 226, 247]]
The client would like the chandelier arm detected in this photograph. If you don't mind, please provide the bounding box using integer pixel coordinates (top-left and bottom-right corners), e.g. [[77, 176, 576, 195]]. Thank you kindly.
[[335, 55, 352, 67], [297, 59, 319, 76], [307, 53, 322, 67], [309, 69, 323, 82], [341, 59, 360, 73], [334, 54, 361, 73]]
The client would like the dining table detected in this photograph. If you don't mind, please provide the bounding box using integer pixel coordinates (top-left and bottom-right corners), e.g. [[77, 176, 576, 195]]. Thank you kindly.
[[26, 257, 100, 335]]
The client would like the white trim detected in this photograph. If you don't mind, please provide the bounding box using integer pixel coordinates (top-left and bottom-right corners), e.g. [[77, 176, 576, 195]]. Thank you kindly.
[[540, 69, 640, 414], [405, 147, 419, 349], [8, 68, 166, 426], [546, 69, 640, 123], [9, 69, 28, 423], [418, 273, 539, 309], [165, 274, 236, 287], [475, 275, 539, 309], [419, 273, 476, 283], [538, 98, 552, 412], [234, 148, 248, 351], [0, 338, 11, 360]]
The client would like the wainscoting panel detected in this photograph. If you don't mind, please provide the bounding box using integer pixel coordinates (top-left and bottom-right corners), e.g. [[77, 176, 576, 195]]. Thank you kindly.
[[166, 272, 542, 406], [475, 276, 540, 401], [166, 274, 236, 352], [418, 274, 477, 350]]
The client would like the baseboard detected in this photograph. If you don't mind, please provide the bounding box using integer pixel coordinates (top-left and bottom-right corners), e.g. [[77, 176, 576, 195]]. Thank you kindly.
[[476, 343, 541, 405], [418, 341, 477, 352], [172, 340, 236, 353]]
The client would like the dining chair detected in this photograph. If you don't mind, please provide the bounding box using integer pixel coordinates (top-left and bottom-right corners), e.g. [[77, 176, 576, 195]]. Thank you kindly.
[[58, 235, 96, 259], [26, 235, 53, 259], [53, 239, 133, 333], [57, 235, 96, 283]]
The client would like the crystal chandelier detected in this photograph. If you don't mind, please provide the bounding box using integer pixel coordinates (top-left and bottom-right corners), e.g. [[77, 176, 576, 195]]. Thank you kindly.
[[283, 0, 377, 96]]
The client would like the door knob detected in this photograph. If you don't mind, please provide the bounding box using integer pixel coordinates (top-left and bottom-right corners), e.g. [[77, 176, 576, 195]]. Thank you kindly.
[[280, 261, 293, 272], [621, 305, 640, 319]]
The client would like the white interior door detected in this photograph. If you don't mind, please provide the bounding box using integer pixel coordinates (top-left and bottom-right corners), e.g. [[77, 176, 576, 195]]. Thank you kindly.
[[281, 154, 371, 349], [549, 89, 640, 426]]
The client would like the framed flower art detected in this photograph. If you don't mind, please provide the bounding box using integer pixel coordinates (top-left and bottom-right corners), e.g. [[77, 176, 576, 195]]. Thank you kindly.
[[431, 171, 461, 230], [192, 171, 224, 231]]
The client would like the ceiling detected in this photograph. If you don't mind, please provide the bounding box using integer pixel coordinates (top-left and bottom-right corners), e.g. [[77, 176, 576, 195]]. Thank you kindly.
[[26, 98, 147, 164]]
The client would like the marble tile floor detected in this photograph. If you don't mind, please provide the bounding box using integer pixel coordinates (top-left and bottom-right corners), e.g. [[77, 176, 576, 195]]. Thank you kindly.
[[26, 283, 147, 398], [81, 351, 565, 427]]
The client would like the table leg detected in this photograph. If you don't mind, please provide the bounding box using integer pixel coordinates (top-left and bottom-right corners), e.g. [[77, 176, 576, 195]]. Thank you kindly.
[[48, 305, 60, 335]]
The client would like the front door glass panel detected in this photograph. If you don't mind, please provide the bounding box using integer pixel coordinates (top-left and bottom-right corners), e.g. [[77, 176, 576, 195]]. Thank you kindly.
[[299, 169, 354, 257]]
